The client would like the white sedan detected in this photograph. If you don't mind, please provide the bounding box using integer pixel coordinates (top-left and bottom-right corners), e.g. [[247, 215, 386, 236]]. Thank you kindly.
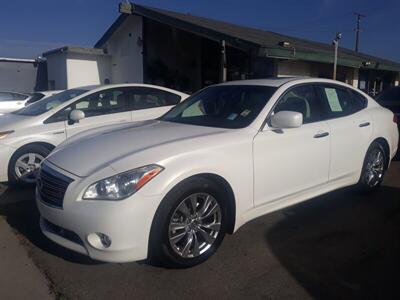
[[0, 84, 188, 185], [37, 78, 398, 268], [0, 91, 31, 113]]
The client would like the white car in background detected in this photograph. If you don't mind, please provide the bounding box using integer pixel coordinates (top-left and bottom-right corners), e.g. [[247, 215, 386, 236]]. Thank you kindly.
[[0, 84, 188, 185], [0, 91, 31, 113], [0, 90, 62, 114], [25, 90, 63, 106], [36, 78, 398, 268]]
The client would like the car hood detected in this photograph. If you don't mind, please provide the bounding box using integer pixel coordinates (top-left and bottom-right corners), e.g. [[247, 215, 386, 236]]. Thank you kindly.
[[0, 113, 32, 131], [47, 120, 228, 177]]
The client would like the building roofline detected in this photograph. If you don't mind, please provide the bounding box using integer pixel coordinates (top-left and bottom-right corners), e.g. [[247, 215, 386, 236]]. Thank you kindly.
[[43, 46, 108, 57], [0, 57, 37, 63], [94, 2, 400, 72]]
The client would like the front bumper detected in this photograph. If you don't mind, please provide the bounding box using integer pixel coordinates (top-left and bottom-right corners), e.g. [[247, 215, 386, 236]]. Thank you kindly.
[[0, 144, 15, 182], [36, 168, 163, 263]]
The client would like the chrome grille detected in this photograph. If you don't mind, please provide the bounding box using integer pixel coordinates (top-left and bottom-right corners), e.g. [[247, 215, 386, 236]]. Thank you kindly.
[[38, 163, 73, 209]]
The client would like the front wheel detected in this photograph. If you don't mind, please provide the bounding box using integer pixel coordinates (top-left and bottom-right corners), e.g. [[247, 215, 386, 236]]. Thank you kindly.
[[8, 144, 51, 186], [148, 177, 227, 268], [357, 142, 386, 191]]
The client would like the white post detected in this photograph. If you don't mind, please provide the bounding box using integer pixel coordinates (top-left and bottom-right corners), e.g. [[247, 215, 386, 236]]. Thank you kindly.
[[221, 40, 227, 82], [333, 40, 338, 80], [352, 68, 359, 88]]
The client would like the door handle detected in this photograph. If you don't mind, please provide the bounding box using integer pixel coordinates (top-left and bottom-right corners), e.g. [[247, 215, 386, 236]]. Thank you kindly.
[[359, 122, 370, 128], [314, 132, 329, 139]]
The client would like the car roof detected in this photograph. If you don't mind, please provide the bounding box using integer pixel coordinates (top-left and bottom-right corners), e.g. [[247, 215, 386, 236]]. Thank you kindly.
[[0, 91, 30, 95], [71, 83, 189, 97], [217, 77, 304, 87], [216, 77, 355, 88]]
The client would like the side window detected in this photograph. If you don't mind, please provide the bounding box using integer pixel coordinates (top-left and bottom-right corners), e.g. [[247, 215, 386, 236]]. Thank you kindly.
[[127, 88, 181, 110], [0, 92, 15, 101], [350, 90, 368, 110], [44, 89, 128, 124], [319, 85, 365, 118], [12, 93, 28, 100], [273, 85, 323, 124], [71, 89, 127, 117]]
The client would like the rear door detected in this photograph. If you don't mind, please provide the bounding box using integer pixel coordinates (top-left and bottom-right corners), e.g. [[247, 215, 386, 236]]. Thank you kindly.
[[55, 88, 132, 138], [316, 84, 372, 181], [128, 87, 183, 121]]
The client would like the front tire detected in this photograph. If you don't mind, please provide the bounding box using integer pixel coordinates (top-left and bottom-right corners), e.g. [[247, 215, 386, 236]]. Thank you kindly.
[[8, 144, 51, 186], [148, 177, 227, 268], [357, 142, 386, 192]]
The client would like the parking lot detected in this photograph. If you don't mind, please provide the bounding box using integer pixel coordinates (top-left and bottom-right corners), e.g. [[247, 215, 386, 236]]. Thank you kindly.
[[0, 161, 399, 299]]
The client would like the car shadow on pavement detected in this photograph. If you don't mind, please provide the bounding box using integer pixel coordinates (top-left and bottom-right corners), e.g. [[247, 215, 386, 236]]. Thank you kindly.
[[0, 185, 101, 265], [266, 186, 400, 300]]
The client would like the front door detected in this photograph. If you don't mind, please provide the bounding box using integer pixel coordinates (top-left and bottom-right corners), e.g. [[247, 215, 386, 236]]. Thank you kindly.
[[253, 84, 330, 206], [64, 88, 132, 138]]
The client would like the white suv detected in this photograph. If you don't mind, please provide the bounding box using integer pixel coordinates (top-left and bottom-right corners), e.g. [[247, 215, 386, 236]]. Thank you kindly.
[[0, 84, 188, 185]]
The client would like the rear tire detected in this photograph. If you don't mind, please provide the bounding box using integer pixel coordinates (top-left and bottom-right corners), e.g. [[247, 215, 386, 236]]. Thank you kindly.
[[357, 142, 386, 192], [8, 144, 51, 187], [148, 177, 227, 268]]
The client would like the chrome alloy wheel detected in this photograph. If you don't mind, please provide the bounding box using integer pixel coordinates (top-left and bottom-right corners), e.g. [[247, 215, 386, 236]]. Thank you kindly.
[[168, 193, 222, 258], [14, 153, 44, 183], [364, 148, 385, 188]]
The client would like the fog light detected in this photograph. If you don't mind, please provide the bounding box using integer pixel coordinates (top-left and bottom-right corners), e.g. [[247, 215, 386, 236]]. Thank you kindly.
[[98, 233, 112, 248], [87, 232, 112, 249]]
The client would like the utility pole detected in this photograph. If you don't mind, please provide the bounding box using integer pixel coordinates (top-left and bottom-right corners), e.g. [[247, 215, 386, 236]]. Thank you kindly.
[[220, 40, 227, 82], [332, 32, 342, 80], [354, 12, 365, 52]]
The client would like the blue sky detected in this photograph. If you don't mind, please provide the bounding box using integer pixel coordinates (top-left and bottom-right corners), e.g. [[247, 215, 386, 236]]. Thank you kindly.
[[0, 0, 399, 62]]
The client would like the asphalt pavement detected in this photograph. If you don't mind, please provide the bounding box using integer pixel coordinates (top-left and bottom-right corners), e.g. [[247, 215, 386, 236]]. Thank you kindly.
[[0, 162, 399, 300]]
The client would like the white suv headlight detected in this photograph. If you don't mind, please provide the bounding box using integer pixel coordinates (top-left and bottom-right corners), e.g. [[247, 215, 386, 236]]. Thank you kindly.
[[83, 165, 164, 200]]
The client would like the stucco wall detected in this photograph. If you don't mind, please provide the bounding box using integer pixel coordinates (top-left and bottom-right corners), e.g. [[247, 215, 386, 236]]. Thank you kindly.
[[103, 15, 144, 84], [66, 53, 111, 88], [0, 61, 38, 92], [46, 52, 111, 89]]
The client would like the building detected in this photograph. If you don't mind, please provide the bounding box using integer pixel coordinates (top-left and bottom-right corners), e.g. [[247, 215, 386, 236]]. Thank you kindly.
[[43, 47, 111, 90], [0, 57, 47, 92], [45, 2, 400, 95]]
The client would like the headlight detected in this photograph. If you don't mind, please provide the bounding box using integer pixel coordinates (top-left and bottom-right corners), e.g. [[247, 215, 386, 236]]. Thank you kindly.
[[83, 164, 164, 200], [0, 130, 14, 140]]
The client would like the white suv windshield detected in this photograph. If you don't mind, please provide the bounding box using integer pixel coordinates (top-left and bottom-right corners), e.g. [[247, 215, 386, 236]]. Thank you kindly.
[[13, 89, 87, 116]]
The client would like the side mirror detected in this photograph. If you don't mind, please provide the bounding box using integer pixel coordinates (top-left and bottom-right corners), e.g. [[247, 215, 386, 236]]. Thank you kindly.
[[68, 109, 85, 124], [270, 111, 303, 129]]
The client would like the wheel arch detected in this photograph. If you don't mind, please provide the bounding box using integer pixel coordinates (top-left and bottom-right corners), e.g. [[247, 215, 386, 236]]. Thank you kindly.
[[373, 137, 390, 169], [150, 172, 237, 240], [195, 173, 236, 234], [14, 141, 56, 153]]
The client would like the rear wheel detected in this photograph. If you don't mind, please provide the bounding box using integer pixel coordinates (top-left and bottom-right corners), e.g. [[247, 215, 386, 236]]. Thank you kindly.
[[358, 142, 386, 191], [149, 177, 227, 268], [8, 144, 51, 186]]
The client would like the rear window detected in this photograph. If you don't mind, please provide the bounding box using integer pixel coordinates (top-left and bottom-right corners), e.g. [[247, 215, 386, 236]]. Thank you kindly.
[[318, 85, 366, 118]]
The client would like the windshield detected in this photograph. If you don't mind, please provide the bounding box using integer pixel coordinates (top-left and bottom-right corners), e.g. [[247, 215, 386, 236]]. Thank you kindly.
[[160, 85, 277, 128], [13, 89, 87, 116]]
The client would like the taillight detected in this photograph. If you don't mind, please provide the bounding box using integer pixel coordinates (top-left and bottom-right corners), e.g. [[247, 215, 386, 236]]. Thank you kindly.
[[394, 114, 399, 124]]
